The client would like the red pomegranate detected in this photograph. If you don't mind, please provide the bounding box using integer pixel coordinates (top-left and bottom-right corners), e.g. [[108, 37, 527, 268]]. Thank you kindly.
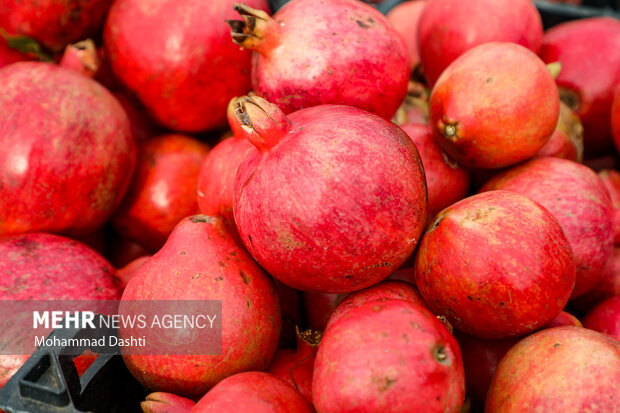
[[193, 372, 314, 412], [267, 327, 322, 403], [583, 295, 620, 341], [0, 233, 121, 389], [0, 62, 136, 237], [141, 392, 195, 413], [313, 299, 465, 412], [540, 17, 620, 156], [120, 215, 281, 399], [535, 101, 584, 162], [429, 42, 559, 169], [415, 191, 576, 339], [486, 327, 620, 412], [481, 157, 615, 299], [103, 0, 270, 132], [229, 0, 409, 120], [418, 0, 542, 86], [400, 122, 469, 217], [232, 96, 427, 293], [197, 100, 257, 243], [111, 134, 210, 250], [0, 0, 112, 52]]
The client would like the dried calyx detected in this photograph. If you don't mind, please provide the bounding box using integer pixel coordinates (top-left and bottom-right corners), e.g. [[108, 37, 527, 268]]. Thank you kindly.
[[229, 95, 292, 151], [227, 4, 277, 52]]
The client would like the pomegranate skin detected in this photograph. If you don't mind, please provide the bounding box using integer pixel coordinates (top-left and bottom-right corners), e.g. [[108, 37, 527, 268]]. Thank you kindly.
[[614, 87, 620, 155], [233, 98, 427, 293], [415, 190, 576, 339], [231, 0, 409, 120], [386, 0, 426, 72], [0, 233, 121, 389], [193, 372, 314, 412], [0, 0, 112, 52], [120, 215, 281, 399], [401, 123, 469, 217], [418, 0, 542, 86], [313, 299, 465, 413], [429, 42, 559, 169], [111, 134, 210, 250], [481, 157, 614, 299], [197, 135, 255, 244], [103, 0, 270, 132], [534, 101, 584, 162], [325, 280, 429, 330], [486, 326, 620, 412], [572, 247, 620, 313], [0, 62, 136, 237], [583, 295, 620, 341], [540, 17, 620, 156], [141, 392, 195, 413], [598, 169, 620, 245]]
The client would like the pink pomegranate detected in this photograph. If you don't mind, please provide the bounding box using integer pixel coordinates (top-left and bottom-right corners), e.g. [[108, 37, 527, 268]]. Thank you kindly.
[[0, 62, 136, 236], [583, 295, 620, 341], [111, 134, 210, 250], [386, 0, 427, 72], [429, 42, 559, 169], [229, 0, 409, 120], [418, 0, 542, 86], [481, 157, 615, 299], [197, 100, 256, 243], [325, 280, 429, 330], [267, 327, 322, 403], [141, 392, 195, 413], [193, 372, 314, 412], [103, 0, 271, 132], [486, 326, 620, 412], [415, 191, 576, 339], [401, 122, 469, 217], [232, 96, 427, 293], [534, 101, 584, 162], [313, 299, 465, 412], [0, 233, 121, 389], [0, 0, 112, 52], [540, 17, 620, 156], [120, 215, 281, 398]]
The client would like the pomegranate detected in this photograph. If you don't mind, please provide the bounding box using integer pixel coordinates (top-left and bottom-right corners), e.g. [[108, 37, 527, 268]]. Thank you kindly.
[[418, 0, 542, 86], [572, 248, 620, 313], [429, 42, 559, 169], [401, 122, 469, 217], [228, 0, 409, 119], [115, 255, 150, 291], [481, 157, 614, 299], [0, 62, 136, 236], [456, 311, 582, 410], [583, 295, 620, 341], [0, 0, 112, 52], [141, 392, 195, 413], [267, 327, 322, 403], [302, 292, 346, 331], [325, 280, 429, 330], [120, 215, 281, 398], [386, 0, 427, 72], [534, 101, 584, 162], [486, 326, 620, 412], [313, 299, 465, 412], [232, 96, 427, 293], [540, 17, 620, 156], [0, 233, 121, 389], [415, 191, 576, 339], [111, 134, 210, 250], [193, 371, 314, 412], [103, 0, 271, 132], [598, 169, 620, 245], [197, 100, 256, 243]]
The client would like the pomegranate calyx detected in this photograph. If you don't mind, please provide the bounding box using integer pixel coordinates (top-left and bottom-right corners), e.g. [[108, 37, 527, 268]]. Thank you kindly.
[[59, 38, 99, 78], [230, 95, 292, 151], [228, 3, 277, 53]]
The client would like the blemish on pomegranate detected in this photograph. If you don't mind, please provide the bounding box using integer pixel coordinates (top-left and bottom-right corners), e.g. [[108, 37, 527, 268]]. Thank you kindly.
[[192, 273, 200, 279], [240, 270, 250, 284], [433, 344, 449, 364], [486, 77, 493, 83], [553, 342, 561, 348], [191, 215, 213, 223], [355, 19, 370, 29]]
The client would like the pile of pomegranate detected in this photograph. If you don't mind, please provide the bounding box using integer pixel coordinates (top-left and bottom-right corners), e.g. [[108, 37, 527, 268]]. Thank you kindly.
[[1, 0, 619, 411]]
